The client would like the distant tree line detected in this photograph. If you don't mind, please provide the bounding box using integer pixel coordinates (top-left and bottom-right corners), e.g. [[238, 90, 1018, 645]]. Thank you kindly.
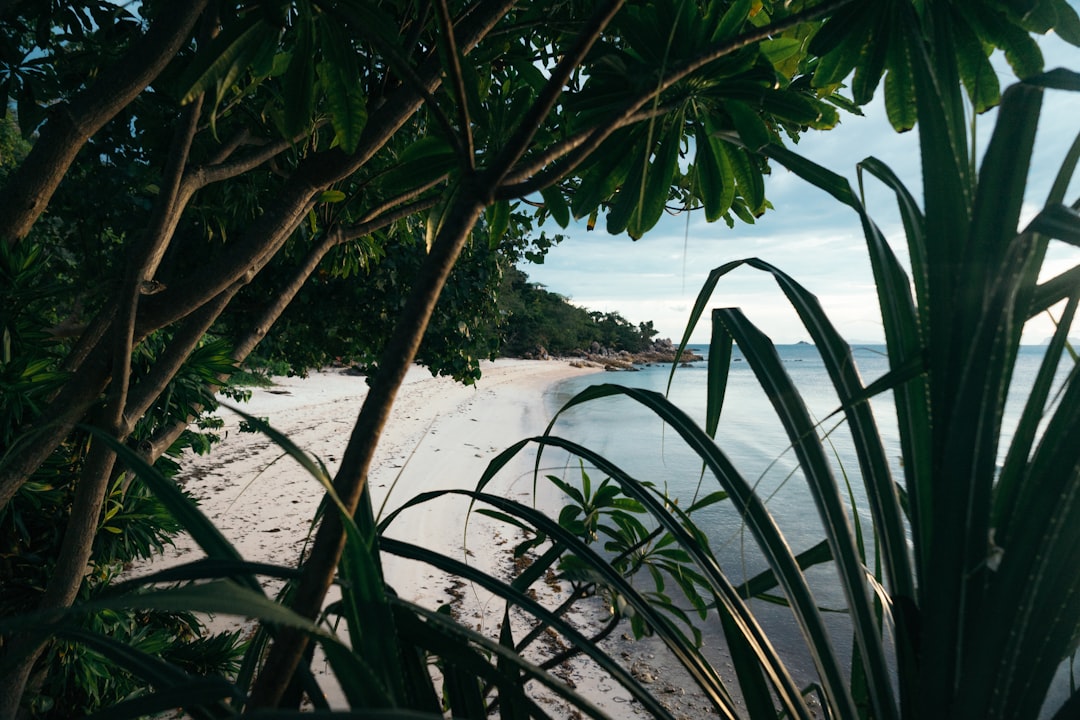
[[497, 268, 659, 357], [245, 260, 660, 378]]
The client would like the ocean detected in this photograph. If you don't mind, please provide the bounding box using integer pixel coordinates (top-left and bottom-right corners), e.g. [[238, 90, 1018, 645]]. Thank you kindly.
[[541, 343, 1071, 712]]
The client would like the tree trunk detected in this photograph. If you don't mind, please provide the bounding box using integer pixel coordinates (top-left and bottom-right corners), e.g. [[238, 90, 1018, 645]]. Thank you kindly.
[[250, 187, 488, 708]]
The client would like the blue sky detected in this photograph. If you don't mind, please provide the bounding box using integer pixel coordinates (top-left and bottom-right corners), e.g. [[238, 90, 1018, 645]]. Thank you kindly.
[[523, 34, 1080, 344]]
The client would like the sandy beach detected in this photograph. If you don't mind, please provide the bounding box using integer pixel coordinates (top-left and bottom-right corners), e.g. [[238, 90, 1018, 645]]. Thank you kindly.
[[138, 358, 705, 716]]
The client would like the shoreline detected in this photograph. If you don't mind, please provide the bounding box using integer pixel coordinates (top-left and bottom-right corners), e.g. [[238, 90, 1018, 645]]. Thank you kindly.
[[137, 358, 683, 714]]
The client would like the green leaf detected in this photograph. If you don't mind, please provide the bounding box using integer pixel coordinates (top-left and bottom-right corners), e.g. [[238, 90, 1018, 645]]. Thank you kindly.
[[1050, 0, 1080, 45], [726, 100, 771, 151], [811, 6, 874, 90], [179, 17, 274, 105], [283, 6, 316, 138], [485, 200, 511, 249], [317, 15, 368, 155], [381, 136, 456, 195], [693, 119, 734, 222], [712, 0, 752, 43], [318, 190, 346, 203], [1026, 67, 1080, 91], [605, 140, 649, 236], [572, 129, 639, 220], [629, 123, 682, 239], [883, 24, 917, 132], [721, 143, 765, 215], [540, 185, 570, 228], [760, 37, 804, 68], [851, 13, 890, 105], [953, 15, 1001, 113]]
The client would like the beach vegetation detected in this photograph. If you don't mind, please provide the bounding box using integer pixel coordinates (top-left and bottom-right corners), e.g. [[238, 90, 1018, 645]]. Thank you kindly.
[[521, 14, 1080, 720], [0, 0, 1076, 718], [499, 268, 659, 357]]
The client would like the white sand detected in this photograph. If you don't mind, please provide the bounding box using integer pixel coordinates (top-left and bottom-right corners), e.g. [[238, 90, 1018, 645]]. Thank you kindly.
[[139, 358, 685, 715]]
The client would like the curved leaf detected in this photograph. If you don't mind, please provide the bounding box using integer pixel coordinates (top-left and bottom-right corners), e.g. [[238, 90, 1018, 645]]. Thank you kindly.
[[318, 14, 368, 154], [283, 6, 317, 138], [694, 119, 735, 222]]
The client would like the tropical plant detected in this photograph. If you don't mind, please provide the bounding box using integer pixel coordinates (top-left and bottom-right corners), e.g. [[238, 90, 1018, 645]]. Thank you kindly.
[[500, 17, 1080, 720], [2, 0, 1077, 717], [0, 0, 866, 711]]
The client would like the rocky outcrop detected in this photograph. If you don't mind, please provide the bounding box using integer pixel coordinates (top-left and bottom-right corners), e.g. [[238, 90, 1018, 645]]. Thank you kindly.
[[570, 338, 702, 371]]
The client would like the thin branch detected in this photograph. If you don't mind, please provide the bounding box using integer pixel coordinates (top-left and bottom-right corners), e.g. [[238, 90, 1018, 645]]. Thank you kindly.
[[333, 196, 439, 245], [487, 0, 625, 186], [0, 0, 210, 246], [132, 194, 417, 467], [497, 106, 670, 198], [188, 129, 315, 190], [122, 288, 237, 429], [436, 0, 475, 169], [204, 128, 252, 166], [319, 1, 467, 162], [137, 95, 205, 285], [250, 186, 488, 710], [137, 0, 518, 341], [496, 0, 856, 199]]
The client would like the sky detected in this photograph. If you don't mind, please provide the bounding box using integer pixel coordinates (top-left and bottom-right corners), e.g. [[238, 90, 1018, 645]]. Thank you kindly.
[[521, 33, 1080, 345]]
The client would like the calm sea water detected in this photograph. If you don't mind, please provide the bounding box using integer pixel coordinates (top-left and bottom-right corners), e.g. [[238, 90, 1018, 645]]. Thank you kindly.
[[542, 343, 1072, 711]]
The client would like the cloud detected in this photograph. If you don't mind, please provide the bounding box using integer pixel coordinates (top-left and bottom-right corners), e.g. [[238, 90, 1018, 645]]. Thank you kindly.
[[521, 34, 1080, 345]]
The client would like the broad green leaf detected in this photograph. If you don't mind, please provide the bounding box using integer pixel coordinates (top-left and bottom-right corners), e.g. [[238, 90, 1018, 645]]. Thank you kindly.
[[761, 91, 837, 129], [179, 17, 272, 105], [1051, 0, 1080, 45], [694, 117, 735, 222], [883, 25, 917, 132], [629, 123, 682, 238], [953, 14, 1001, 113], [540, 185, 570, 228], [485, 199, 510, 249], [712, 0, 752, 43], [760, 37, 804, 68], [381, 136, 456, 195], [811, 7, 873, 90], [317, 15, 368, 154], [572, 129, 639, 220], [721, 143, 765, 215], [961, 3, 1045, 78], [851, 13, 889, 105], [726, 100, 771, 151], [605, 139, 649, 236], [1026, 67, 1080, 91]]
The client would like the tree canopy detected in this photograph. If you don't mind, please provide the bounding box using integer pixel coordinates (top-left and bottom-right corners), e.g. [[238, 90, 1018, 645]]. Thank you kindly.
[[1, 0, 1077, 715]]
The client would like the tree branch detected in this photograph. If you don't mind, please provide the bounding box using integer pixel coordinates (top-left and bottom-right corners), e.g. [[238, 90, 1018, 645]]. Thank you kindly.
[[188, 133, 306, 190], [0, 0, 210, 246], [339, 199, 440, 246], [123, 288, 238, 429], [250, 183, 488, 709], [435, 0, 475, 170], [496, 107, 669, 197], [487, 0, 624, 184]]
